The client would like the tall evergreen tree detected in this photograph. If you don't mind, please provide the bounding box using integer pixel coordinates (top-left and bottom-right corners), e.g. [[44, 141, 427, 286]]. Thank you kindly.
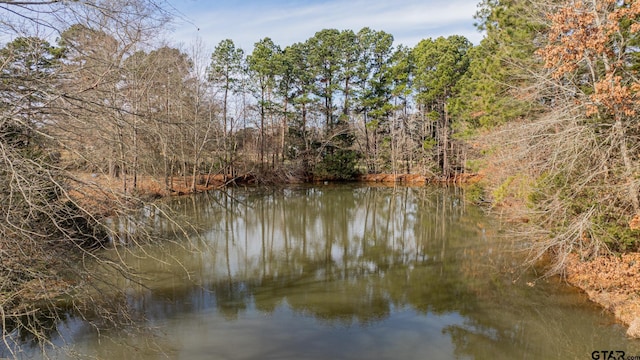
[[355, 27, 395, 173], [412, 35, 472, 175], [209, 39, 245, 176], [247, 37, 281, 167], [209, 39, 245, 137], [451, 0, 542, 128], [306, 29, 343, 130]]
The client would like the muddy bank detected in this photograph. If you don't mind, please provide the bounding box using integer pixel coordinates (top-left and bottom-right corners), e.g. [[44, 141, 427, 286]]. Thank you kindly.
[[565, 253, 640, 338], [70, 173, 260, 206], [473, 178, 640, 337]]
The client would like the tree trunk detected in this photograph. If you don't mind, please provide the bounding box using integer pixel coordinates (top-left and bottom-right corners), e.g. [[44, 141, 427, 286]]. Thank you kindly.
[[281, 96, 288, 163], [442, 104, 449, 178], [223, 83, 229, 182], [616, 119, 640, 212]]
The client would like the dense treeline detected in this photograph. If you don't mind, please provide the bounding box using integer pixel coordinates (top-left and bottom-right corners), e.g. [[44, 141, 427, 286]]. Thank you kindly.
[[2, 26, 474, 188], [3, 0, 640, 354]]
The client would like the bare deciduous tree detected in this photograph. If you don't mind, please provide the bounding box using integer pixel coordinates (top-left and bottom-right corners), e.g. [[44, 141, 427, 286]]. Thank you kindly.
[[0, 1, 191, 358]]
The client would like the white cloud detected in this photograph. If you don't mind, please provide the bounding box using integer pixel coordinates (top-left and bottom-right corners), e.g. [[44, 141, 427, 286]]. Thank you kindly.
[[166, 0, 483, 51]]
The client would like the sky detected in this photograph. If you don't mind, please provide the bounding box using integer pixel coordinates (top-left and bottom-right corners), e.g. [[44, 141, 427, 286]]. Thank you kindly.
[[163, 0, 485, 52]]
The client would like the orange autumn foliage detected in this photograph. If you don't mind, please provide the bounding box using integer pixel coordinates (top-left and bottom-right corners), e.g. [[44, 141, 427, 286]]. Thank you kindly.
[[538, 0, 640, 119]]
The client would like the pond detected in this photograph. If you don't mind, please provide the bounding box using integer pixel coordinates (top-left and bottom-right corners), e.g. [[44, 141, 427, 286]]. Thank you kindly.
[[11, 185, 640, 359]]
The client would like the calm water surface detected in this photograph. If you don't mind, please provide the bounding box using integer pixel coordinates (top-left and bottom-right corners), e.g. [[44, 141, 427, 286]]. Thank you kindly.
[[20, 185, 640, 359]]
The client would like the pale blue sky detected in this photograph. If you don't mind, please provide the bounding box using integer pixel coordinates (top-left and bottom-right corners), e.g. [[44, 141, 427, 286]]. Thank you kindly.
[[164, 0, 484, 51]]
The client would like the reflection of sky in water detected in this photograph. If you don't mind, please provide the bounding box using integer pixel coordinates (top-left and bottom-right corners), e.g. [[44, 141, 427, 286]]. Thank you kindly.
[[157, 305, 463, 360]]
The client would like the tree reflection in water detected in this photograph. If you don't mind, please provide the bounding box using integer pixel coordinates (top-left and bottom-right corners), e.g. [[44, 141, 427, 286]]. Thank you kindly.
[[18, 185, 640, 359]]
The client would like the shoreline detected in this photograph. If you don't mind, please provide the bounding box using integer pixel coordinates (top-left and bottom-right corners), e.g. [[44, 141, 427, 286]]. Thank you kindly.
[[565, 253, 640, 338], [71, 171, 640, 338], [355, 173, 640, 339]]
